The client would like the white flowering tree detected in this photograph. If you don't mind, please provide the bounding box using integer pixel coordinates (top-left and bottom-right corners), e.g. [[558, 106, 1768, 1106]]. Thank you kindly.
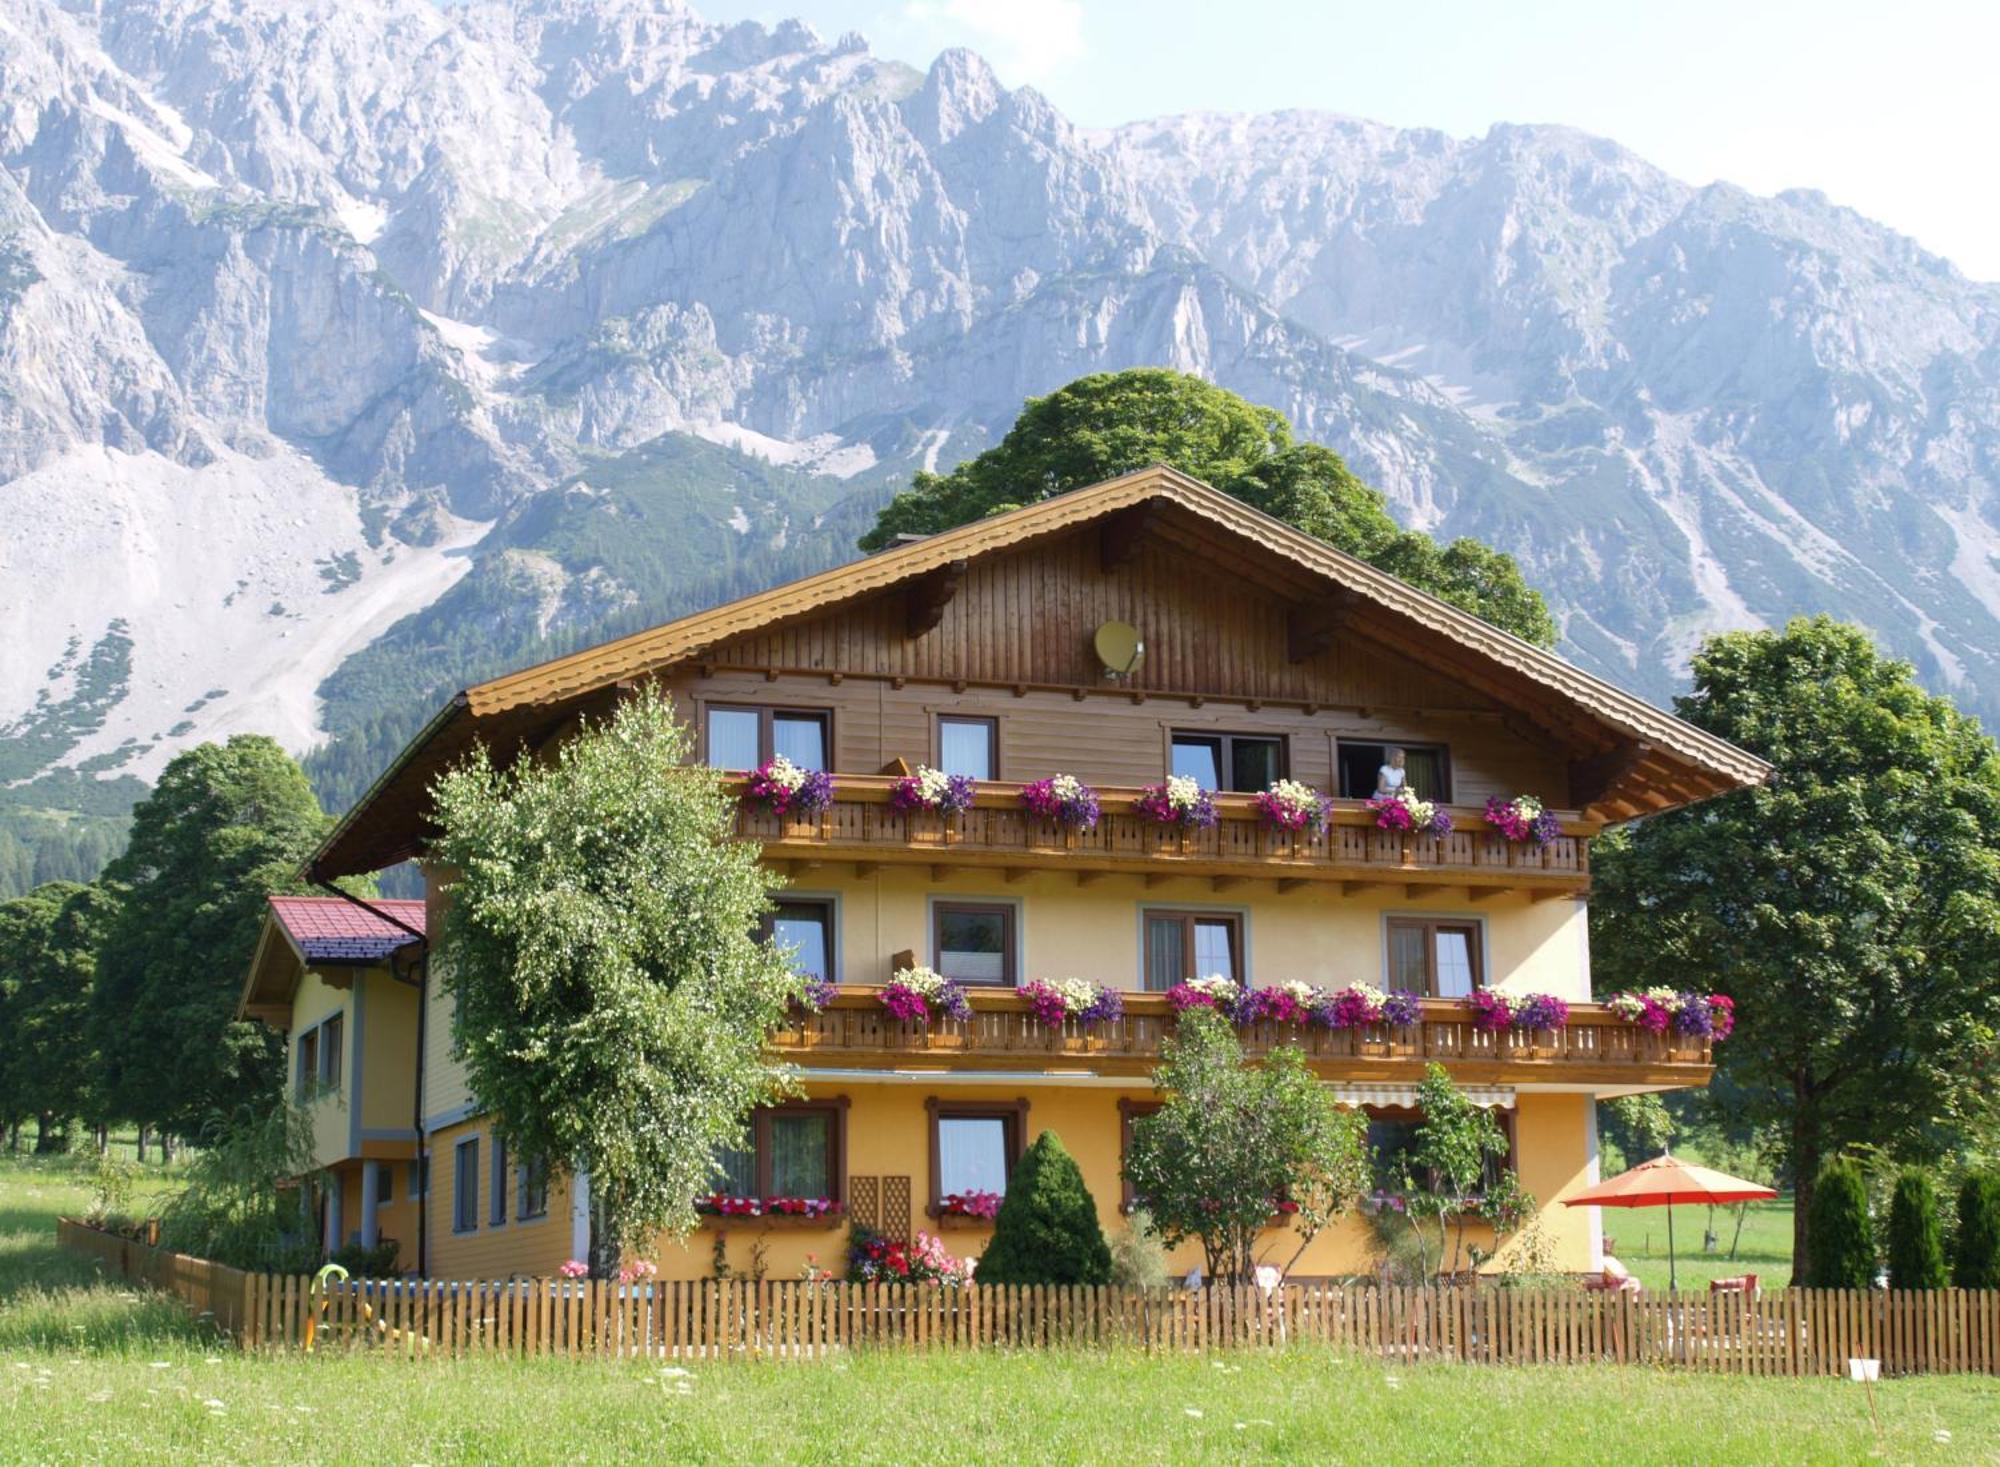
[[428, 686, 799, 1269]]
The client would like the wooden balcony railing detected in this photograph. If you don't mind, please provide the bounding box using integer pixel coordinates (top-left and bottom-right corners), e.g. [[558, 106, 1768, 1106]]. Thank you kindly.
[[768, 990, 1712, 1087], [733, 777, 1594, 894]]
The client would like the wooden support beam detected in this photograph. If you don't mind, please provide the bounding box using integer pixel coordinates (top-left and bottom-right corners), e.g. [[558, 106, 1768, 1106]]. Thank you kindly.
[[1569, 741, 1652, 808], [1340, 880, 1385, 897], [1076, 870, 1111, 888], [1276, 878, 1310, 894], [904, 558, 968, 637], [1210, 876, 1244, 894], [1404, 884, 1429, 901], [1144, 872, 1177, 889], [1531, 887, 1578, 903], [1099, 500, 1163, 571], [852, 862, 879, 879], [1467, 885, 1508, 904], [1003, 867, 1032, 884], [929, 863, 953, 882]]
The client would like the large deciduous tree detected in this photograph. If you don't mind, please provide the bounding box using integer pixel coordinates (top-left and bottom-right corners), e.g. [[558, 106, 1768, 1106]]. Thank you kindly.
[[860, 369, 1558, 646], [1591, 617, 2000, 1282], [427, 686, 800, 1264], [91, 737, 331, 1139], [0, 881, 115, 1151], [1123, 1009, 1370, 1283]]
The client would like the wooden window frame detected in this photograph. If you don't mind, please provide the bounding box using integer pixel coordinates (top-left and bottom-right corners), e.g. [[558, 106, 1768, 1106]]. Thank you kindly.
[[700, 702, 834, 771], [1363, 1103, 1518, 1197], [489, 1135, 509, 1229], [1117, 1098, 1163, 1213], [516, 1157, 549, 1222], [761, 897, 839, 984], [934, 713, 1000, 781], [721, 1097, 851, 1205], [1334, 738, 1454, 803], [1140, 909, 1245, 990], [1384, 916, 1485, 997], [318, 1013, 344, 1092], [931, 900, 1018, 987], [925, 1097, 1029, 1217], [296, 1029, 318, 1100], [1168, 729, 1288, 791], [452, 1138, 479, 1235]]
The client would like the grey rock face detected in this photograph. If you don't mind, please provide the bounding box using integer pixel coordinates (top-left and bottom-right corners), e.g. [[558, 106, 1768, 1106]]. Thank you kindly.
[[3, 0, 1997, 791]]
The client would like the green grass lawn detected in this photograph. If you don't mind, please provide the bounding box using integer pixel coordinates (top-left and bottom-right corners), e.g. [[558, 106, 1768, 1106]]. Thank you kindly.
[[1609, 1198, 1795, 1294], [4, 1153, 1994, 1465]]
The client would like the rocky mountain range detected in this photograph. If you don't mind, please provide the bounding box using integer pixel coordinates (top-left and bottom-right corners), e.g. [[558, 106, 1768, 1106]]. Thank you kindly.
[[3, 0, 1997, 829]]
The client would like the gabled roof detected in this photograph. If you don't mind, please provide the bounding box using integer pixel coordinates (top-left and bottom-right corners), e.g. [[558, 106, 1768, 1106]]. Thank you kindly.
[[309, 465, 1771, 878], [269, 895, 427, 963]]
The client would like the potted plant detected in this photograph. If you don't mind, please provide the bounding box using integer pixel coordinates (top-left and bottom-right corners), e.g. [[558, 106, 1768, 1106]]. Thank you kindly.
[[1019, 774, 1101, 848], [1510, 993, 1570, 1055], [1135, 775, 1218, 853], [1018, 978, 1124, 1050], [1364, 789, 1453, 863], [1251, 779, 1333, 854], [1484, 794, 1561, 848], [740, 755, 835, 830], [879, 966, 972, 1041], [890, 765, 977, 842]]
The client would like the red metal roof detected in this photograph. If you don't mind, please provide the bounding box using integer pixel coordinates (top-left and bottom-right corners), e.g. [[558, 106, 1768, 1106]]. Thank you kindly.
[[268, 895, 426, 963]]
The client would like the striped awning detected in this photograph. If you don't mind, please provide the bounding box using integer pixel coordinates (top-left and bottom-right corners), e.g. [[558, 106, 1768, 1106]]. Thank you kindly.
[[1331, 1084, 1515, 1111]]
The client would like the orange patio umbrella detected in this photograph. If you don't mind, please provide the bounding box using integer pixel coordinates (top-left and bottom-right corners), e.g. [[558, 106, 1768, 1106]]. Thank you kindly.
[[1563, 1153, 1777, 1291]]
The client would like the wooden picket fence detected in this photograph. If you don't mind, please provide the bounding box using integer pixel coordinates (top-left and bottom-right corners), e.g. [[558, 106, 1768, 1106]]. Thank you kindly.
[[59, 1219, 2000, 1375]]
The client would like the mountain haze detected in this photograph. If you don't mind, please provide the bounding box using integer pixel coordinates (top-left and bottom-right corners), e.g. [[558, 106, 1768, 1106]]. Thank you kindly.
[[3, 0, 1997, 827]]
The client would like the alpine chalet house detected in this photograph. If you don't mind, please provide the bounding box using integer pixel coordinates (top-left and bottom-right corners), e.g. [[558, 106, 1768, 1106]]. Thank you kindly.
[[299, 467, 1767, 1280]]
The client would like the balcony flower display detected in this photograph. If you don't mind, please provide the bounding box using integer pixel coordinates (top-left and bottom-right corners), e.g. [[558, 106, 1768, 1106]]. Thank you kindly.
[[1366, 788, 1453, 838], [791, 974, 837, 1015], [1164, 974, 1240, 1013], [1511, 993, 1571, 1031], [1252, 779, 1333, 835], [1381, 990, 1423, 1027], [1313, 982, 1385, 1029], [848, 1224, 976, 1285], [1602, 988, 1734, 1041], [1019, 774, 1101, 831], [881, 965, 972, 1024], [1240, 980, 1317, 1025], [741, 755, 835, 817], [1136, 775, 1219, 830], [697, 1195, 843, 1219], [891, 764, 977, 816], [1019, 978, 1124, 1029], [1484, 794, 1562, 846], [938, 1189, 1003, 1221], [1467, 989, 1513, 1033]]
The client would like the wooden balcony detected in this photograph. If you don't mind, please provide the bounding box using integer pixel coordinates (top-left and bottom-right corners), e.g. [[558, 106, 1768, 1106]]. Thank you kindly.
[[733, 777, 1595, 897], [769, 990, 1712, 1089]]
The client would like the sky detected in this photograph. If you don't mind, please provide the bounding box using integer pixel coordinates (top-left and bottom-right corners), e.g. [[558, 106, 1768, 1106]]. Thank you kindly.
[[706, 0, 2000, 281]]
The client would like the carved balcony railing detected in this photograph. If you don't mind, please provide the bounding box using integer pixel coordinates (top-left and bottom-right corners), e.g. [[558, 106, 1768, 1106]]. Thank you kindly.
[[768, 990, 1711, 1087], [732, 777, 1594, 895]]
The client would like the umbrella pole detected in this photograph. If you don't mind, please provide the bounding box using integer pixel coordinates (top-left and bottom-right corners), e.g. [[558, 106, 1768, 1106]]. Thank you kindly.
[[1667, 1204, 1677, 1293]]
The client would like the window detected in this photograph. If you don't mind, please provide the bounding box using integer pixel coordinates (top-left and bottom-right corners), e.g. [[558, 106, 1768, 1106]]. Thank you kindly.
[[296, 1029, 318, 1099], [1365, 1106, 1516, 1196], [765, 900, 834, 983], [1386, 918, 1482, 998], [1336, 741, 1451, 803], [1142, 910, 1243, 990], [706, 1100, 848, 1202], [1117, 1099, 1162, 1212], [936, 715, 998, 780], [453, 1139, 479, 1233], [378, 1164, 394, 1205], [517, 1157, 550, 1221], [490, 1136, 509, 1228], [318, 1014, 343, 1091], [1170, 731, 1284, 791], [703, 704, 830, 771], [926, 1098, 1028, 1213], [933, 902, 1016, 986]]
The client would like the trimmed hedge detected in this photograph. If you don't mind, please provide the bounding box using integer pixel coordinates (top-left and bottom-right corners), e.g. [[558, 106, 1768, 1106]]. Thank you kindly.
[[1886, 1168, 1946, 1290], [1954, 1170, 2000, 1290], [1805, 1157, 1876, 1289], [976, 1131, 1112, 1286]]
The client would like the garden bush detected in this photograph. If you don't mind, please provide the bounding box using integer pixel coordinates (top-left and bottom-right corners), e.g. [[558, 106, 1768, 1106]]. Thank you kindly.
[[1886, 1168, 1946, 1290], [1805, 1156, 1876, 1289], [1108, 1209, 1171, 1289], [1953, 1170, 2000, 1289], [975, 1131, 1111, 1285]]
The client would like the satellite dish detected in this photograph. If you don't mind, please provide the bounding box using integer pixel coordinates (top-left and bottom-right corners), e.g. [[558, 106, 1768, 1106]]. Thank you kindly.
[[1093, 620, 1145, 678]]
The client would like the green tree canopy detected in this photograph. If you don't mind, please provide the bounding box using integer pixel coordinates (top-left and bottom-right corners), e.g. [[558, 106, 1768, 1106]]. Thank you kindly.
[[1591, 617, 2000, 1283], [90, 737, 331, 1139], [427, 687, 801, 1264], [860, 370, 1557, 645], [0, 881, 115, 1150], [975, 1131, 1112, 1286], [1123, 1008, 1369, 1283]]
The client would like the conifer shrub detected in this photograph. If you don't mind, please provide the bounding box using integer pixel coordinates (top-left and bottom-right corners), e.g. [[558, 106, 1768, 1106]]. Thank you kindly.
[[1805, 1156, 1876, 1289], [1886, 1168, 1946, 1290], [975, 1131, 1112, 1285], [1953, 1170, 2000, 1289]]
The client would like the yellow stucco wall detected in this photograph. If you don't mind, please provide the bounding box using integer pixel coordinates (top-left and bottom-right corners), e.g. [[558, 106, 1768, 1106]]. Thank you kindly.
[[793, 865, 1591, 1000], [290, 971, 352, 1170], [426, 1117, 574, 1280], [359, 975, 420, 1134]]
